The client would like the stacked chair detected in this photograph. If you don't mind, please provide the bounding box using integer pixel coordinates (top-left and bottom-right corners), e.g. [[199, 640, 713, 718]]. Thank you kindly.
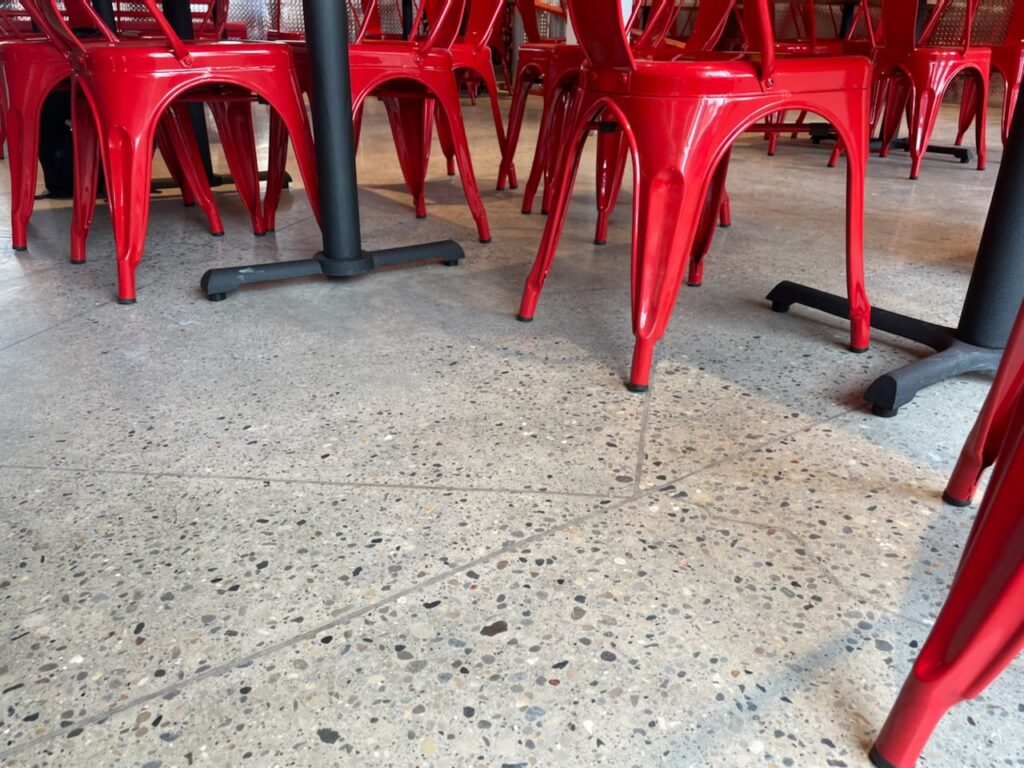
[[266, 0, 493, 242], [956, 0, 1024, 146], [18, 0, 320, 302], [875, 0, 990, 179], [871, 302, 1024, 768], [516, 0, 872, 393]]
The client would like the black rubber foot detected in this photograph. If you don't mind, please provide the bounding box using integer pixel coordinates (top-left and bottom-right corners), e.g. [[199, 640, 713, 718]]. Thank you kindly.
[[70, 260, 86, 266], [516, 314, 533, 323], [207, 293, 227, 302], [625, 382, 649, 393], [767, 151, 776, 157], [442, 260, 459, 267], [771, 301, 791, 313], [540, 209, 549, 215], [254, 231, 267, 237], [718, 222, 732, 228], [12, 245, 27, 252], [479, 237, 491, 244], [265, 228, 276, 234], [211, 231, 225, 238], [942, 491, 973, 508], [868, 746, 900, 768], [416, 213, 427, 219], [872, 404, 899, 418], [116, 297, 137, 305], [687, 280, 703, 287], [521, 209, 532, 215], [850, 345, 869, 354], [594, 239, 607, 246], [509, 182, 519, 190], [910, 174, 919, 181]]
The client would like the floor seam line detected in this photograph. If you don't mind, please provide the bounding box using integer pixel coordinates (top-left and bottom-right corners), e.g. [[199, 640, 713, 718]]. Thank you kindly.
[[0, 490, 633, 760], [0, 464, 618, 500]]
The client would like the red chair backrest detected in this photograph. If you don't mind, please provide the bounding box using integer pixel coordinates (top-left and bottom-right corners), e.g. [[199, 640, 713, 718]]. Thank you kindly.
[[460, 0, 503, 50], [568, 0, 778, 86], [883, 0, 980, 51], [0, 1, 38, 39]]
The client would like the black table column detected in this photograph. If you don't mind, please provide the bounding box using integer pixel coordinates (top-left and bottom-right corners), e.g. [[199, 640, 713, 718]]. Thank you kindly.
[[766, 84, 1024, 417], [200, 0, 464, 300]]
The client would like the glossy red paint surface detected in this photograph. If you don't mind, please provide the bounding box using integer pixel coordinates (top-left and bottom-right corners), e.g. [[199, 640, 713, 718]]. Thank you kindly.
[[873, 300, 1024, 768]]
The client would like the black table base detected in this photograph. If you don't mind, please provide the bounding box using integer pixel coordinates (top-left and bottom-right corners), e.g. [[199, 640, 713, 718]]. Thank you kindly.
[[766, 281, 1001, 417], [201, 242, 463, 300], [765, 84, 1024, 419]]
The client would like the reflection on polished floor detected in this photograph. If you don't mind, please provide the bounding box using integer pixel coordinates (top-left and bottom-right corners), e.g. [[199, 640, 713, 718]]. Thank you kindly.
[[0, 98, 1020, 767]]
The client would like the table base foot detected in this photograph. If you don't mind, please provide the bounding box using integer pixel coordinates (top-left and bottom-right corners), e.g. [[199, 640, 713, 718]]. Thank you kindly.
[[199, 240, 465, 300], [765, 280, 1003, 416]]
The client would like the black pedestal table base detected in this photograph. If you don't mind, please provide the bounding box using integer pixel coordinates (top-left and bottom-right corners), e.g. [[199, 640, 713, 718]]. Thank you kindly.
[[201, 241, 464, 300], [766, 281, 1002, 417]]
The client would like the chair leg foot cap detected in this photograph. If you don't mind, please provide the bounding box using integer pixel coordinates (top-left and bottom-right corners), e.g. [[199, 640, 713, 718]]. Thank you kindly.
[[12, 245, 27, 252], [594, 239, 607, 246], [116, 297, 137, 305], [868, 746, 900, 768], [625, 382, 649, 393], [516, 314, 533, 323], [942, 491, 973, 508], [850, 345, 868, 354]]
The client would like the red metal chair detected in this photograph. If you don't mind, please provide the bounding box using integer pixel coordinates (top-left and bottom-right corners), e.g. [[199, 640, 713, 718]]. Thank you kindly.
[[517, 0, 871, 392], [267, 0, 492, 242], [875, 0, 990, 179], [0, 0, 258, 253], [956, 0, 1022, 147], [24, 0, 320, 303], [943, 300, 1024, 507], [870, 304, 1024, 768]]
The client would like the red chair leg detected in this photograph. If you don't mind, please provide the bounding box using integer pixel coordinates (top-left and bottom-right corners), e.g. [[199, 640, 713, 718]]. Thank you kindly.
[[687, 149, 731, 288], [871, 391, 1024, 768], [1001, 71, 1020, 146], [835, 99, 871, 352], [479, 63, 517, 189], [263, 108, 290, 233], [906, 79, 944, 180], [382, 95, 433, 219], [971, 68, 989, 172], [94, 113, 159, 304], [878, 76, 909, 159], [766, 110, 782, 156], [718, 191, 731, 227], [594, 124, 628, 245], [540, 86, 574, 216], [522, 83, 562, 215], [626, 143, 712, 392], [70, 85, 100, 265], [209, 98, 268, 235], [6, 84, 50, 251], [499, 65, 538, 191], [791, 110, 807, 139], [262, 88, 320, 229], [944, 301, 1024, 506], [434, 103, 457, 177], [955, 76, 977, 146], [161, 102, 224, 236], [518, 96, 592, 322], [155, 123, 197, 208], [434, 79, 491, 243]]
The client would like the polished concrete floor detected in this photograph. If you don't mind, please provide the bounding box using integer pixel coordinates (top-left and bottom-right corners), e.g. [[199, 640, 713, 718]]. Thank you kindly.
[[0, 96, 1020, 768]]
